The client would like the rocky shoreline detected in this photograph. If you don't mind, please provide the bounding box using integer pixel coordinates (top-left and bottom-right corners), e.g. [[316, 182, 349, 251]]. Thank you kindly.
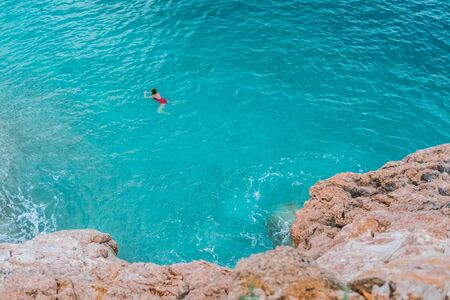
[[0, 144, 448, 299]]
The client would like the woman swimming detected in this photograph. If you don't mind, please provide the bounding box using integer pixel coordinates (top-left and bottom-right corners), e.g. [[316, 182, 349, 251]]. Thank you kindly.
[[144, 88, 168, 114]]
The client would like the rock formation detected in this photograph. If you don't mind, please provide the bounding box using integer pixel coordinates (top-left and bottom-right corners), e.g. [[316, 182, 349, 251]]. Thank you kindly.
[[0, 144, 448, 299], [292, 144, 450, 299], [0, 230, 353, 299]]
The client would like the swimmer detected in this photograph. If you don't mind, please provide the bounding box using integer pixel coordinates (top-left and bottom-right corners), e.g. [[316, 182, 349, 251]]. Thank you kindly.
[[144, 88, 168, 114]]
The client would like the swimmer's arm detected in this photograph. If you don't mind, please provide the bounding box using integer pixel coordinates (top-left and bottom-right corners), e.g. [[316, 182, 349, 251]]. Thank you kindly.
[[143, 91, 151, 98]]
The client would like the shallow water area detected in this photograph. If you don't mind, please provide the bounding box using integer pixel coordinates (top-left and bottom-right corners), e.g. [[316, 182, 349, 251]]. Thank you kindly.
[[0, 0, 449, 266]]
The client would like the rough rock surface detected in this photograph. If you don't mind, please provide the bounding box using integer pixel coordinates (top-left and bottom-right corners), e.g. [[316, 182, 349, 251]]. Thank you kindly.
[[0, 230, 233, 299], [292, 144, 450, 299], [0, 144, 448, 299], [0, 230, 352, 299], [227, 247, 357, 300]]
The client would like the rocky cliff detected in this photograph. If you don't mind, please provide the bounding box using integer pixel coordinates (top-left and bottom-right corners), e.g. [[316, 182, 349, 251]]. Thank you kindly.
[[291, 143, 450, 299], [0, 144, 448, 299]]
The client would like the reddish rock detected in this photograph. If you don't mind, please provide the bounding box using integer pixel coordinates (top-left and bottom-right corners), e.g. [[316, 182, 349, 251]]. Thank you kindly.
[[228, 246, 361, 300], [0, 231, 349, 299], [292, 144, 450, 299], [0, 230, 233, 299]]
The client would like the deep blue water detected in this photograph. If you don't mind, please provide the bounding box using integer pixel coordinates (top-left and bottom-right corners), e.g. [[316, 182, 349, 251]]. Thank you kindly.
[[0, 0, 448, 266]]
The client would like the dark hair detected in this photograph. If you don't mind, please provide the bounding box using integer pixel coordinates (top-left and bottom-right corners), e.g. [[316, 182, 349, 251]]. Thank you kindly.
[[151, 88, 157, 95]]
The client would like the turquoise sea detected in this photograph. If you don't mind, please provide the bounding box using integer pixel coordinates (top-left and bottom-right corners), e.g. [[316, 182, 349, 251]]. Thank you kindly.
[[0, 0, 449, 266]]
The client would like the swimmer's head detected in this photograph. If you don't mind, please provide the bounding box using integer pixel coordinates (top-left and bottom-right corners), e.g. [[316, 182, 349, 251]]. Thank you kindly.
[[151, 88, 157, 95]]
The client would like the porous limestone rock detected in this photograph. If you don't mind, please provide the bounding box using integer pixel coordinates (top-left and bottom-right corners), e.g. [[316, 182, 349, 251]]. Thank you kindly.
[[291, 144, 450, 299], [0, 231, 350, 299], [227, 246, 361, 300], [0, 230, 233, 299]]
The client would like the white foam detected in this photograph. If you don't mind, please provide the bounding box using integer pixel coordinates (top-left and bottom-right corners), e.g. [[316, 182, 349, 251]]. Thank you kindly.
[[0, 124, 57, 244], [0, 186, 58, 244]]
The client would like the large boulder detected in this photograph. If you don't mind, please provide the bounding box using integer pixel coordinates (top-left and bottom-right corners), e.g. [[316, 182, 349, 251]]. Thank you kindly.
[[227, 246, 359, 300]]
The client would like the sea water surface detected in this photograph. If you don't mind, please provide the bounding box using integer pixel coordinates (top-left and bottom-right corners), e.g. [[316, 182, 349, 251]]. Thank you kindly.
[[0, 0, 449, 265]]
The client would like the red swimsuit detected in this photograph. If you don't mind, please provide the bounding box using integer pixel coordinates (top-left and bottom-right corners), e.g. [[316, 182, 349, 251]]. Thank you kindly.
[[153, 96, 167, 104]]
